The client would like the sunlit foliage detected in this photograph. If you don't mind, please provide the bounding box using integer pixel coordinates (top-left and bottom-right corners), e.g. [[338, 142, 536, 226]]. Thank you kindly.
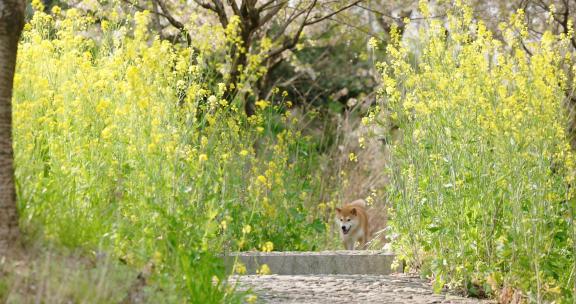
[[379, 2, 576, 302], [11, 7, 332, 302]]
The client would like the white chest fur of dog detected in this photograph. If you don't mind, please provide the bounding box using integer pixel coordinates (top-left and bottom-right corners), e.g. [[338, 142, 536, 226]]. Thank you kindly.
[[335, 199, 370, 250]]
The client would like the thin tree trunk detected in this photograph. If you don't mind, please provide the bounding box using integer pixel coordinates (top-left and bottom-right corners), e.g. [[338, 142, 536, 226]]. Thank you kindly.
[[151, 0, 163, 40], [224, 23, 256, 116], [224, 43, 249, 111], [0, 0, 25, 256]]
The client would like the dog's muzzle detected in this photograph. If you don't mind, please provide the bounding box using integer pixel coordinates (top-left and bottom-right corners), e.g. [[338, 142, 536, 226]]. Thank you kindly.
[[341, 225, 350, 234]]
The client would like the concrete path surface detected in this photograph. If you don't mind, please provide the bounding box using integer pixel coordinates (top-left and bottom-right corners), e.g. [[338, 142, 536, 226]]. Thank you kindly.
[[232, 273, 493, 304]]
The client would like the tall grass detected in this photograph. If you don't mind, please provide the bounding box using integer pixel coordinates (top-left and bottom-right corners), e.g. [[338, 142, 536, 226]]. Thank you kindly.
[[9, 8, 334, 302], [1, 250, 137, 303], [379, 3, 576, 302]]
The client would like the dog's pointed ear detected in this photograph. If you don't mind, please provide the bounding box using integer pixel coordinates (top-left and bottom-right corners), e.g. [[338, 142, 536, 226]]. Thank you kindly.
[[351, 208, 357, 216], [335, 207, 341, 214]]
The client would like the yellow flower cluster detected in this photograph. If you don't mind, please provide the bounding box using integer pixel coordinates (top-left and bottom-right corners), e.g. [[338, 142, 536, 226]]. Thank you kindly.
[[380, 2, 576, 301], [13, 6, 334, 301]]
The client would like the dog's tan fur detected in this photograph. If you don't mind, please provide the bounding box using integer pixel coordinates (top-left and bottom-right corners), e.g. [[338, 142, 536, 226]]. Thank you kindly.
[[335, 199, 370, 250]]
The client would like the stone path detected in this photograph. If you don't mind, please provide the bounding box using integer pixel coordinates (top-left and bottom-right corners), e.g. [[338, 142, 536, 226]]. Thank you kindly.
[[232, 273, 493, 304]]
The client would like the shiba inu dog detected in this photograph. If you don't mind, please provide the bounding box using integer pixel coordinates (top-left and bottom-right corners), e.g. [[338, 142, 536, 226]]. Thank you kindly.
[[335, 199, 370, 250]]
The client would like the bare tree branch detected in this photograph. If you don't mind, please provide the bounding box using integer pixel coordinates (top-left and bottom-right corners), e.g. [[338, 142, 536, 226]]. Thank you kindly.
[[192, 0, 216, 10], [267, 0, 317, 59], [153, 0, 185, 30], [189, 0, 366, 114], [258, 0, 286, 12], [326, 16, 372, 36], [228, 0, 241, 15], [121, 0, 171, 20], [519, 36, 534, 56], [355, 3, 445, 21], [270, 5, 310, 42], [151, 0, 163, 39], [260, 1, 285, 26], [528, 0, 576, 49], [214, 0, 230, 28], [267, 0, 362, 59], [193, 0, 229, 27], [304, 0, 363, 26], [242, 0, 262, 32], [122, 0, 191, 43]]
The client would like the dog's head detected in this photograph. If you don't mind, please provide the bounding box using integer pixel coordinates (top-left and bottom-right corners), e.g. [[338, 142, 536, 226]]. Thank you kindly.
[[335, 206, 359, 235]]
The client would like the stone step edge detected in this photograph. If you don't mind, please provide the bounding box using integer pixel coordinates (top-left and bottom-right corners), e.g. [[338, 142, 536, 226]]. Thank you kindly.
[[222, 251, 401, 275]]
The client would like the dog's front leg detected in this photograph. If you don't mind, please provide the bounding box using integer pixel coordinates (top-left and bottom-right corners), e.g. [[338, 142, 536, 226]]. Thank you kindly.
[[358, 236, 366, 250], [343, 238, 354, 250]]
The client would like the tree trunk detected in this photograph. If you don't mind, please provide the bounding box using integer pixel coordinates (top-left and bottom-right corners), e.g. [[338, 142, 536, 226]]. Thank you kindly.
[[224, 43, 249, 110], [151, 0, 163, 40], [0, 0, 25, 256], [223, 22, 257, 116]]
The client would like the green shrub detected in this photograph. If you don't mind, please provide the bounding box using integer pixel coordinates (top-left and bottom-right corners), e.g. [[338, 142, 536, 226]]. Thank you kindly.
[[378, 3, 576, 302], [12, 8, 333, 302]]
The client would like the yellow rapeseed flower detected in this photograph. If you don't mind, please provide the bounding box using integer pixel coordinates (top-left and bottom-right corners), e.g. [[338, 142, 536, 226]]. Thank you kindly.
[[255, 99, 269, 110], [257, 264, 271, 275], [101, 126, 113, 140], [261, 241, 274, 252], [349, 152, 358, 162], [51, 5, 61, 15], [31, 0, 44, 11], [242, 225, 251, 234], [368, 37, 379, 50], [245, 295, 258, 304], [96, 99, 111, 114], [256, 175, 267, 185], [234, 262, 247, 275], [358, 137, 365, 148]]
